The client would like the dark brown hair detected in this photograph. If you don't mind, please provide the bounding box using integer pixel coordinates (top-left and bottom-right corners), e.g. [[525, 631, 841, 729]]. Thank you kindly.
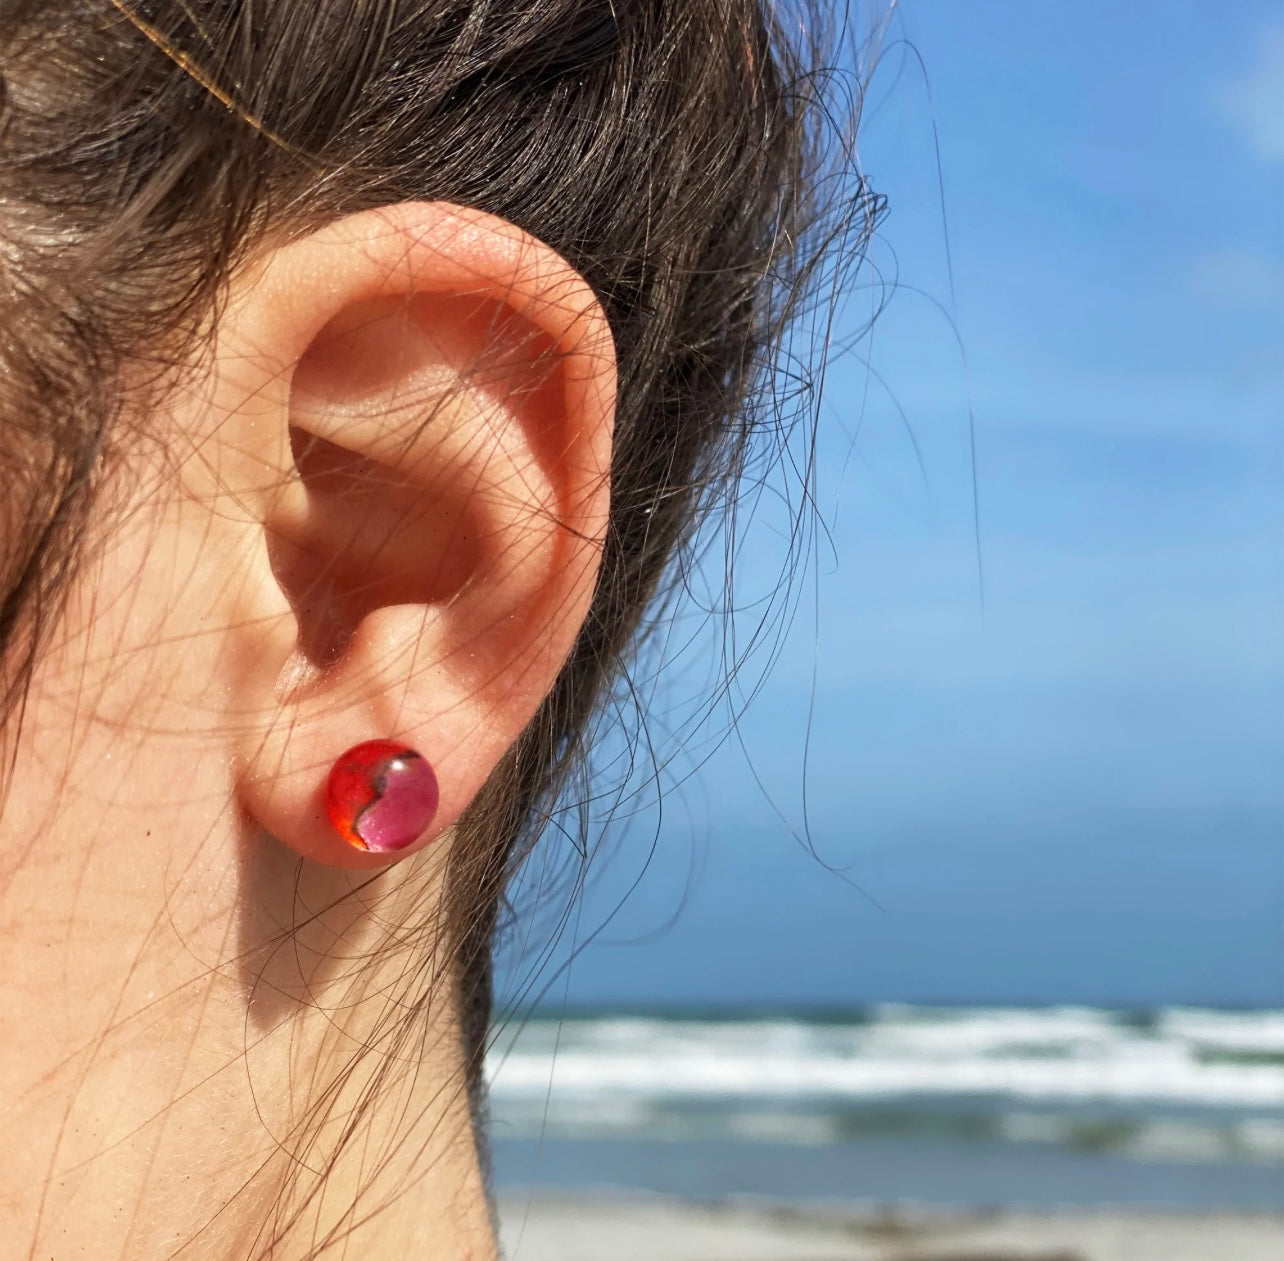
[[0, 0, 876, 1247]]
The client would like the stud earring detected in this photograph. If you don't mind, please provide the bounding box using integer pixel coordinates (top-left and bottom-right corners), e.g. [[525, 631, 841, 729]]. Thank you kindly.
[[325, 740, 440, 854]]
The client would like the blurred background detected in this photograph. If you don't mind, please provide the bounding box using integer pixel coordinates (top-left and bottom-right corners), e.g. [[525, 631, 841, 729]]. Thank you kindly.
[[489, 0, 1283, 1246]]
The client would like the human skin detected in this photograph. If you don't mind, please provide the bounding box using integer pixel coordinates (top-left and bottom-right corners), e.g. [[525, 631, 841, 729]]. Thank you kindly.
[[0, 203, 615, 1259]]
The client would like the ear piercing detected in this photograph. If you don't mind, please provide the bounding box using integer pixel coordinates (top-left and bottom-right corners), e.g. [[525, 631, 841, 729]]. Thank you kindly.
[[325, 740, 439, 853]]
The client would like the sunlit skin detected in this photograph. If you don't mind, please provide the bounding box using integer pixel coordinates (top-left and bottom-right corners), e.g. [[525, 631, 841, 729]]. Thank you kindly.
[[0, 203, 615, 1260]]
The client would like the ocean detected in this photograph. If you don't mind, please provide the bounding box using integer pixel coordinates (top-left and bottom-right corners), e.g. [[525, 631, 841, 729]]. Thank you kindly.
[[486, 1005, 1284, 1209]]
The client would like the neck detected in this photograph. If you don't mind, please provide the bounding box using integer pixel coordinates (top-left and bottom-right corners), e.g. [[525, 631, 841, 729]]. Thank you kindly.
[[0, 802, 496, 1259]]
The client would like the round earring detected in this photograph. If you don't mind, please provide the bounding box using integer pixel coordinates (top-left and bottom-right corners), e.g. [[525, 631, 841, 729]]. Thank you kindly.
[[325, 740, 440, 854]]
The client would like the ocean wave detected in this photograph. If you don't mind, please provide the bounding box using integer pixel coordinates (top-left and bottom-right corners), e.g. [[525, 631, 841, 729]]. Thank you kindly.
[[486, 1006, 1284, 1114], [490, 1046, 1284, 1108]]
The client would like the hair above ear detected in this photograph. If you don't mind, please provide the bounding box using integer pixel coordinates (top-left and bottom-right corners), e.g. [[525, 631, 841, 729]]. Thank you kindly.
[[195, 202, 616, 869]]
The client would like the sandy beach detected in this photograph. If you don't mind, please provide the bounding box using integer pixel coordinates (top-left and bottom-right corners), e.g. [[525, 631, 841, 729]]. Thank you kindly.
[[497, 1194, 1284, 1261]]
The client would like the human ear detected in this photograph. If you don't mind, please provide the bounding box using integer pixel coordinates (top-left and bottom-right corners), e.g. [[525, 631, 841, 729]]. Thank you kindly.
[[196, 203, 614, 868]]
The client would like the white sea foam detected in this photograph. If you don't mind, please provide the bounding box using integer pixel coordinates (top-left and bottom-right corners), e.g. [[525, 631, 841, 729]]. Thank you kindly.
[[1161, 1008, 1284, 1054], [486, 1006, 1284, 1114]]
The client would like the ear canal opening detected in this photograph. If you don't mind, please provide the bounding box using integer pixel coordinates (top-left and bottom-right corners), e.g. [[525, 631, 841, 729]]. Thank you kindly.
[[265, 425, 481, 681]]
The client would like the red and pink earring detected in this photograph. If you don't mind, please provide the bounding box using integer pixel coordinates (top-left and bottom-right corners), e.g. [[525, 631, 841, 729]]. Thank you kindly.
[[325, 740, 439, 854]]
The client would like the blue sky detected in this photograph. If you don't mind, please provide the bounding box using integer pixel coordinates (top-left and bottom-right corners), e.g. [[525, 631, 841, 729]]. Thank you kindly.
[[499, 1, 1284, 1010]]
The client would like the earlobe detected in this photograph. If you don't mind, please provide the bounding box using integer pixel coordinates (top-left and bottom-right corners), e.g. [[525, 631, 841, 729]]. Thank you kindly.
[[201, 203, 614, 868]]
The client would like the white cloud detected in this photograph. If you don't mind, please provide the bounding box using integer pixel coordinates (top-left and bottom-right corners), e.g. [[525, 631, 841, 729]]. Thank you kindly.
[[1187, 247, 1284, 307], [1217, 22, 1284, 160]]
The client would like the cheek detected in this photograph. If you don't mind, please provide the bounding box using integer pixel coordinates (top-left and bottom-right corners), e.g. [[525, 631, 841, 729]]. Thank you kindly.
[[4, 475, 248, 877], [52, 462, 266, 725]]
